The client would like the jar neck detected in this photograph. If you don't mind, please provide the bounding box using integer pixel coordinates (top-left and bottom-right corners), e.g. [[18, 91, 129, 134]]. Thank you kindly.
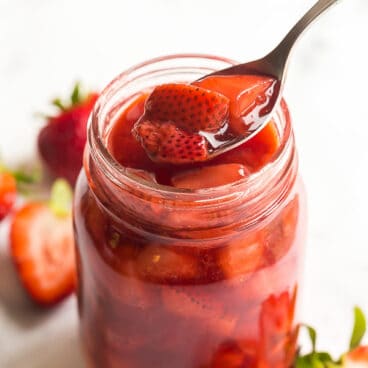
[[85, 55, 298, 239]]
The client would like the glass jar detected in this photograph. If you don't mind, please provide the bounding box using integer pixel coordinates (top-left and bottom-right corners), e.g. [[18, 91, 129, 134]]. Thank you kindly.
[[73, 54, 307, 368]]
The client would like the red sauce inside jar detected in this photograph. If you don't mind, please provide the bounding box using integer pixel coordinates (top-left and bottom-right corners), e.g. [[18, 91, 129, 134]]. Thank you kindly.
[[108, 75, 280, 188], [76, 73, 304, 368]]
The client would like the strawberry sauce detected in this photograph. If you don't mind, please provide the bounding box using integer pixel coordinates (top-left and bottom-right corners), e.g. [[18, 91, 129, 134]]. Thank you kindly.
[[74, 62, 306, 368], [108, 75, 280, 189]]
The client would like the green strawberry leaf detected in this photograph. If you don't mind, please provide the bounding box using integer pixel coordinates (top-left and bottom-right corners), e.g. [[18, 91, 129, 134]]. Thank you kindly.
[[295, 352, 340, 368], [49, 178, 73, 217], [13, 167, 42, 185], [295, 308, 367, 368], [70, 82, 82, 105], [295, 355, 312, 368], [349, 306, 366, 350], [296, 325, 342, 368], [52, 98, 66, 111], [303, 324, 317, 352], [0, 161, 41, 186], [50, 82, 86, 112]]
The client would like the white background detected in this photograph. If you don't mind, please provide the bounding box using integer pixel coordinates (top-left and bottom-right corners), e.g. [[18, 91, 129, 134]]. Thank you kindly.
[[1, 0, 368, 367]]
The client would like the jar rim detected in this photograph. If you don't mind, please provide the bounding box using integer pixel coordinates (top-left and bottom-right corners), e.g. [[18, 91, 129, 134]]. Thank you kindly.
[[88, 53, 294, 202]]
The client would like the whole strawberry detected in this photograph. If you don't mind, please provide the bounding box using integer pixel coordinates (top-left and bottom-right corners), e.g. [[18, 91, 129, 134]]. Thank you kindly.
[[38, 84, 98, 186]]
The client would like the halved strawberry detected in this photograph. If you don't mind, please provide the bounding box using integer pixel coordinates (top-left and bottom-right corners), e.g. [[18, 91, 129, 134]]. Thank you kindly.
[[132, 83, 230, 164], [217, 232, 265, 279], [10, 179, 75, 306], [136, 244, 199, 283], [263, 195, 299, 265], [0, 171, 16, 220], [195, 75, 274, 115], [133, 120, 209, 164], [143, 83, 229, 133], [210, 340, 247, 368], [259, 289, 297, 368], [162, 285, 237, 336], [171, 163, 249, 189], [210, 340, 258, 368], [194, 75, 276, 135]]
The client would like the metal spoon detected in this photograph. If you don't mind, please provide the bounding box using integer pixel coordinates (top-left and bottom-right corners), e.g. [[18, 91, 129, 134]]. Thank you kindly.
[[201, 0, 339, 157]]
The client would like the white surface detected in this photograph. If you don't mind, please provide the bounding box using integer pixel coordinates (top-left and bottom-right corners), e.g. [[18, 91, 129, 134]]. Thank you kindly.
[[1, 0, 368, 366]]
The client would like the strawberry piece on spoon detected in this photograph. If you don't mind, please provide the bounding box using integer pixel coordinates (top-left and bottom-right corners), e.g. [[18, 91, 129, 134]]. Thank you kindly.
[[133, 84, 230, 164]]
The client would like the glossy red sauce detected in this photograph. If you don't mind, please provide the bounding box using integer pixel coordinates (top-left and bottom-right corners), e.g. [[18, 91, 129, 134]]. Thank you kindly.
[[108, 75, 280, 189], [75, 74, 304, 368]]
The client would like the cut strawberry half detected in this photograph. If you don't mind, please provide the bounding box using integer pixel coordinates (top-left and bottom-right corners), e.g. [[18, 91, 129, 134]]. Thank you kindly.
[[133, 120, 209, 164], [143, 83, 229, 133], [210, 340, 258, 368], [10, 180, 75, 306], [218, 232, 265, 279], [0, 171, 16, 220], [263, 195, 299, 265], [162, 285, 237, 336], [259, 289, 297, 368], [136, 244, 199, 283], [210, 340, 247, 368], [132, 83, 230, 164], [195, 75, 274, 115]]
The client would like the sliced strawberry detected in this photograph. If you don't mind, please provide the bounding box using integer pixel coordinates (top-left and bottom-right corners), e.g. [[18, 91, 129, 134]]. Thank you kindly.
[[195, 75, 274, 115], [0, 171, 16, 220], [132, 84, 230, 164], [136, 244, 199, 283], [217, 232, 265, 279], [143, 83, 229, 133], [259, 289, 297, 368], [237, 259, 298, 307], [162, 285, 237, 336], [210, 340, 246, 368], [171, 163, 249, 189], [194, 75, 276, 135], [210, 340, 259, 368], [93, 239, 157, 310], [10, 180, 75, 306], [133, 120, 209, 164], [263, 195, 299, 265]]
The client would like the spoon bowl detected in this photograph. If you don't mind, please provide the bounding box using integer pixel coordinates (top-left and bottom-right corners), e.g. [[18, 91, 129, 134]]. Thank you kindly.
[[200, 0, 339, 158]]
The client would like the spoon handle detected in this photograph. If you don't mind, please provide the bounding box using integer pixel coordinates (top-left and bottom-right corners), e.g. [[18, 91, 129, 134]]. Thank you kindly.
[[267, 0, 339, 76]]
